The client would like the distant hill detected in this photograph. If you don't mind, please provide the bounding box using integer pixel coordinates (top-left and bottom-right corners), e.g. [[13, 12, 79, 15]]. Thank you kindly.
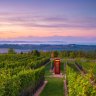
[[0, 44, 96, 51], [0, 36, 96, 45]]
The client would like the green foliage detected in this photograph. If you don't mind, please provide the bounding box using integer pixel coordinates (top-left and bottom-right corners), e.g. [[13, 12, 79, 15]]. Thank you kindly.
[[75, 59, 96, 75], [69, 52, 75, 58], [66, 64, 96, 96], [8, 48, 16, 54], [18, 70, 35, 91], [59, 50, 96, 59], [31, 50, 40, 57], [0, 67, 45, 96], [52, 51, 58, 57], [4, 76, 20, 96], [0, 53, 49, 96]]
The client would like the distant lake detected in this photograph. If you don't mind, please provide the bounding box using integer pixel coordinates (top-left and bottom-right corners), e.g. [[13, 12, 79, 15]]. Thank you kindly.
[[0, 48, 30, 53]]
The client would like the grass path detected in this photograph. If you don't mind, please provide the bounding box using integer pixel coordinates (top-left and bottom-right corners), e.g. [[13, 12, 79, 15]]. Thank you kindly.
[[40, 61, 64, 96], [40, 77, 64, 96]]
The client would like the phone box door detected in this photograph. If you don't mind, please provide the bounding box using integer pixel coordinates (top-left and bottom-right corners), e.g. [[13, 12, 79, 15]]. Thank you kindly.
[[54, 59, 60, 74]]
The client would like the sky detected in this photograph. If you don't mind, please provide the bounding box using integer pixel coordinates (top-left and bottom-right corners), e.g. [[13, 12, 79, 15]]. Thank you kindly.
[[0, 0, 96, 44]]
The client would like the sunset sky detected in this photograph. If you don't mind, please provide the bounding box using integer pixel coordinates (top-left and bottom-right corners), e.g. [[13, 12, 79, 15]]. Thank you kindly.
[[0, 0, 96, 43]]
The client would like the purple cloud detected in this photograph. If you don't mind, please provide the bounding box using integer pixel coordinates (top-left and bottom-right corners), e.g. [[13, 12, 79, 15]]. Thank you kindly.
[[0, 12, 96, 29]]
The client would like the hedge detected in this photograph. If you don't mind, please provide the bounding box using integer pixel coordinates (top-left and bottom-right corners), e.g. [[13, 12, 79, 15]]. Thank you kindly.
[[0, 66, 45, 96]]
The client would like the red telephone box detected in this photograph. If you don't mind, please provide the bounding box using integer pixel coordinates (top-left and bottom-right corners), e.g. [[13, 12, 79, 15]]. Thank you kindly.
[[54, 58, 60, 74]]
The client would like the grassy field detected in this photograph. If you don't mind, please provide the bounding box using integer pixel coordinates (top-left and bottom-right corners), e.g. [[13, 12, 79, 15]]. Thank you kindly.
[[40, 61, 64, 96], [40, 77, 64, 96]]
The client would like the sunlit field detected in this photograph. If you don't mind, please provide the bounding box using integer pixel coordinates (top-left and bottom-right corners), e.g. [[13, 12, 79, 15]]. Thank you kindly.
[[0, 49, 96, 96]]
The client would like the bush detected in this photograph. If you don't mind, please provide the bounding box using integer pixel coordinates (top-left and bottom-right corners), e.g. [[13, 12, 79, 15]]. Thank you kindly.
[[8, 48, 16, 54]]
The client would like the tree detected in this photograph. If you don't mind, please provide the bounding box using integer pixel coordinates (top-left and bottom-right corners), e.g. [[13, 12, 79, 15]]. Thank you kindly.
[[69, 51, 75, 58], [8, 48, 16, 54], [52, 51, 58, 58], [20, 51, 23, 54], [32, 50, 40, 56]]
